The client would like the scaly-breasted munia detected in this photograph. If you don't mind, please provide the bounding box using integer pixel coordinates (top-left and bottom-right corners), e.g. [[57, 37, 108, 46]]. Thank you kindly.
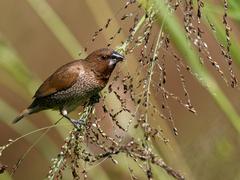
[[13, 48, 124, 127]]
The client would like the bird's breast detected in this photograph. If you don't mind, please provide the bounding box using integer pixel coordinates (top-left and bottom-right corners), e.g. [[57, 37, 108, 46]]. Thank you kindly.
[[32, 65, 107, 112], [49, 71, 103, 110]]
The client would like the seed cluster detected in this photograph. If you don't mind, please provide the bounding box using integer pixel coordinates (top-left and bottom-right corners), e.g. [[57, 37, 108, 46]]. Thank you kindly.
[[1, 1, 237, 180]]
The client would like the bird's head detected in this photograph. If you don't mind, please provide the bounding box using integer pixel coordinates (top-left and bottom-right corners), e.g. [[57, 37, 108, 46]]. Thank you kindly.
[[86, 48, 124, 79]]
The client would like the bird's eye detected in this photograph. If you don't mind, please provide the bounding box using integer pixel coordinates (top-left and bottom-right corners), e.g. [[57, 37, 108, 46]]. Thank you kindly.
[[100, 55, 108, 60]]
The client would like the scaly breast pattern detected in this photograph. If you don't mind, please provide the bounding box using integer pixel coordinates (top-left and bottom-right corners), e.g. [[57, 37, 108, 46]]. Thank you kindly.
[[39, 69, 105, 112]]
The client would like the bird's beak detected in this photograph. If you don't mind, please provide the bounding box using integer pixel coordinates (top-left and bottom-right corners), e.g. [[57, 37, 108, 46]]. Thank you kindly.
[[111, 51, 124, 61]]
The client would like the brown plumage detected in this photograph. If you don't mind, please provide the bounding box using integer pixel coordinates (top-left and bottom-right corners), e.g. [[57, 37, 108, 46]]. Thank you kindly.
[[13, 48, 124, 127]]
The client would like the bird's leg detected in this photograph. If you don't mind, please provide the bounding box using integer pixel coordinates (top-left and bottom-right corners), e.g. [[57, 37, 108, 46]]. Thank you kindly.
[[60, 109, 85, 129]]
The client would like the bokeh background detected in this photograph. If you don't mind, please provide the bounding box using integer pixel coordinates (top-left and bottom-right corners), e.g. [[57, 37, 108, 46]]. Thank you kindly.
[[1, 0, 240, 180]]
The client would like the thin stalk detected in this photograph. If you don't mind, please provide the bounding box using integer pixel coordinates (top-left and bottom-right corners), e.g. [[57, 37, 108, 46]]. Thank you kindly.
[[138, 0, 240, 134]]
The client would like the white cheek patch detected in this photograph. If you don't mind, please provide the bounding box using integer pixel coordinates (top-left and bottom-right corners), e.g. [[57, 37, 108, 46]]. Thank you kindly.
[[109, 59, 116, 67], [78, 67, 85, 77]]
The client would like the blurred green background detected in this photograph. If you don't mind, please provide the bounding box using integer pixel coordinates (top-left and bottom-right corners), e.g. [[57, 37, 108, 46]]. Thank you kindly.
[[1, 0, 240, 180]]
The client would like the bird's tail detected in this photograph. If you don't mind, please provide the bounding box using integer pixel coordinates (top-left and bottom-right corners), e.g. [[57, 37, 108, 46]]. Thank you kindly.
[[12, 107, 37, 124]]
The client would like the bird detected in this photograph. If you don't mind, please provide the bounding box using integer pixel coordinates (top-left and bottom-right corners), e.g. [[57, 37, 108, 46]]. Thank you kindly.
[[13, 48, 124, 128]]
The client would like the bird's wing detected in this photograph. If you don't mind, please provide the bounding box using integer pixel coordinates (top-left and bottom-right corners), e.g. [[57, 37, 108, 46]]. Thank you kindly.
[[33, 60, 82, 98]]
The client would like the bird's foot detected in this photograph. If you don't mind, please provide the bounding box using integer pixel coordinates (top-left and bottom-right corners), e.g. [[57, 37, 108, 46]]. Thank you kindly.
[[61, 109, 86, 130], [70, 119, 86, 130]]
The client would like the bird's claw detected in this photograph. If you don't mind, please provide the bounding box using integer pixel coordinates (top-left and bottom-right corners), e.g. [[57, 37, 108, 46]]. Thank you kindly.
[[71, 119, 86, 130]]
